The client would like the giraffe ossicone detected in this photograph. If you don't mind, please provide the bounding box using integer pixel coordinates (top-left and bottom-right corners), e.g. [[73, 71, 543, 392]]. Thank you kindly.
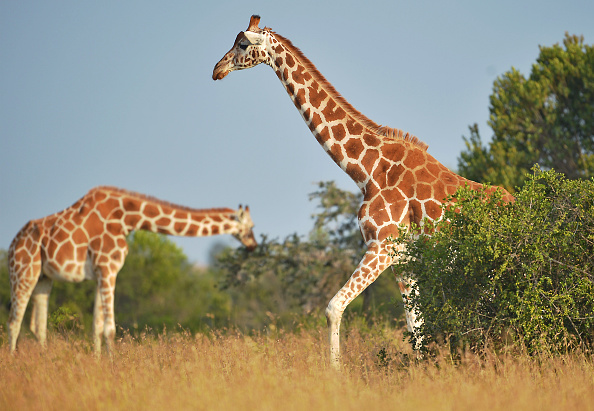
[[7, 186, 257, 356], [213, 15, 513, 368]]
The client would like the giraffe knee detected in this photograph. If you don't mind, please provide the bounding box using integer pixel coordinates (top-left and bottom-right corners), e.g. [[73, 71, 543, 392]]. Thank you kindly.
[[325, 299, 343, 327]]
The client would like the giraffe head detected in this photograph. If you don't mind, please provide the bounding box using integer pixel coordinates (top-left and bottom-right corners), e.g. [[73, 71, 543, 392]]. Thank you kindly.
[[212, 15, 268, 80], [234, 205, 258, 251]]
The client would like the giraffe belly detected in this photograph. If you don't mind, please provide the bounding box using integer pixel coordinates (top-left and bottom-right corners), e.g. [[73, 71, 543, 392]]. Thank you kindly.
[[42, 257, 95, 283]]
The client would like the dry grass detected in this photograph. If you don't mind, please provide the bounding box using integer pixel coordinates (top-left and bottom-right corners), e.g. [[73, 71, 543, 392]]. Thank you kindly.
[[1, 324, 594, 411]]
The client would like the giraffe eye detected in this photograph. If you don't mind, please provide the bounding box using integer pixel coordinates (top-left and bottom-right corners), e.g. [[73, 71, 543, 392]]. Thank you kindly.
[[238, 43, 248, 51]]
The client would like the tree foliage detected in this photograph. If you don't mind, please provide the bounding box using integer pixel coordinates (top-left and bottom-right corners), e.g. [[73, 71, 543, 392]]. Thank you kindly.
[[458, 34, 594, 191], [392, 168, 594, 353], [112, 230, 231, 332]]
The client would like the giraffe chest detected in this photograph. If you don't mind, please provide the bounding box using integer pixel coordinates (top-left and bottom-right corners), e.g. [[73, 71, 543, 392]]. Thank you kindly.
[[357, 196, 404, 245]]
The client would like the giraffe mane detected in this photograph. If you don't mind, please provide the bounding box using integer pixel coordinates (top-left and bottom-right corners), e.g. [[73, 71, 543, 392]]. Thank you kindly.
[[90, 186, 236, 215], [267, 29, 429, 151]]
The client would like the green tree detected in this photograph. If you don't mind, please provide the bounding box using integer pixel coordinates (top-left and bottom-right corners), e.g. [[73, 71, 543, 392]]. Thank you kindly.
[[112, 230, 232, 333], [392, 168, 594, 353], [309, 181, 364, 253], [114, 230, 191, 329], [459, 34, 594, 191]]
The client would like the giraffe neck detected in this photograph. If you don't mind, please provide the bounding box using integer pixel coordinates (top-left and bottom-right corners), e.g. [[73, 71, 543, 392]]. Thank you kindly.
[[263, 30, 427, 190], [90, 187, 241, 238]]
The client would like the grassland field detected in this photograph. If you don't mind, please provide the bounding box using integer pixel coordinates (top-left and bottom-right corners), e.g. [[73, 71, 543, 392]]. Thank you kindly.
[[1, 319, 593, 411]]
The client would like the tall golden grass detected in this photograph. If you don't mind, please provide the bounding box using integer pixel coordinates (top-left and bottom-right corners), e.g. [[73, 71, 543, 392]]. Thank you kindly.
[[1, 323, 593, 411]]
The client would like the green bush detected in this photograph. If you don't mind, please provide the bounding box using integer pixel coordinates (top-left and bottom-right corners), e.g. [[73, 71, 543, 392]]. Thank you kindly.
[[49, 305, 83, 334], [392, 168, 594, 354]]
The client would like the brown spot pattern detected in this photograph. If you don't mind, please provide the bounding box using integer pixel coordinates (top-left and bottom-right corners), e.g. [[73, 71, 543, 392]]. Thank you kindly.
[[322, 100, 346, 122], [331, 124, 346, 141], [309, 86, 328, 109], [344, 138, 365, 159]]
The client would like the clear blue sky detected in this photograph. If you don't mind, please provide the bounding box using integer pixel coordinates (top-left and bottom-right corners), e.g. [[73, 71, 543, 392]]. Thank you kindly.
[[2, 1, 593, 265]]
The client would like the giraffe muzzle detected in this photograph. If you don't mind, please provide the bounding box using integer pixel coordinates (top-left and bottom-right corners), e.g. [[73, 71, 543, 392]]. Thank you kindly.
[[212, 67, 228, 80], [212, 58, 231, 80]]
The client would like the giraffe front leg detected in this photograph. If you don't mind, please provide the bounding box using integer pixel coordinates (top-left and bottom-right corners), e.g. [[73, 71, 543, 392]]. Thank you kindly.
[[92, 285, 105, 357], [92, 246, 125, 359], [101, 293, 117, 358], [325, 243, 393, 369], [93, 265, 119, 358], [29, 276, 53, 348], [98, 273, 119, 358], [325, 293, 343, 369]]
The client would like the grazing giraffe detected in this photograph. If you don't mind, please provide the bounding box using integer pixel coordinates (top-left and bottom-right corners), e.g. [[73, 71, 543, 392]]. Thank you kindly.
[[213, 15, 513, 368], [7, 186, 257, 356]]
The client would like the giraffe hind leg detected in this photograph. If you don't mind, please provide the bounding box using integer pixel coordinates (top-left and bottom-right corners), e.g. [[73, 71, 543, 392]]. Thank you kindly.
[[29, 275, 53, 348], [92, 284, 105, 357], [391, 242, 424, 351], [100, 284, 118, 358], [398, 277, 424, 350], [7, 239, 42, 353]]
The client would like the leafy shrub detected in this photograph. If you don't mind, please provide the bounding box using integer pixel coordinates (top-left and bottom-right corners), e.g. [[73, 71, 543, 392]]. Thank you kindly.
[[49, 305, 83, 334], [392, 168, 594, 354]]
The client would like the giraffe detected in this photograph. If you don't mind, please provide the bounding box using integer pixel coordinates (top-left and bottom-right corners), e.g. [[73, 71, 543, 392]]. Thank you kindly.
[[7, 185, 257, 356], [213, 15, 514, 368]]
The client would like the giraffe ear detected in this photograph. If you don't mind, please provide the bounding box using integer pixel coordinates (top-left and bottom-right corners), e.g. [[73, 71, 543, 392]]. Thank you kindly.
[[243, 31, 263, 45], [247, 15, 260, 32]]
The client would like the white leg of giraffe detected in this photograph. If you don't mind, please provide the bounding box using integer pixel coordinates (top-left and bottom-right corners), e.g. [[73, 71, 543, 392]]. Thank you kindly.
[[29, 275, 53, 348], [94, 264, 120, 358], [325, 242, 393, 369], [100, 288, 117, 358], [391, 241, 424, 350], [397, 277, 424, 350], [92, 284, 105, 357]]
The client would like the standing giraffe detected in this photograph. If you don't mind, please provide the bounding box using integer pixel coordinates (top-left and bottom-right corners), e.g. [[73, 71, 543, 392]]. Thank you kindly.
[[7, 186, 257, 355], [213, 15, 513, 367]]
